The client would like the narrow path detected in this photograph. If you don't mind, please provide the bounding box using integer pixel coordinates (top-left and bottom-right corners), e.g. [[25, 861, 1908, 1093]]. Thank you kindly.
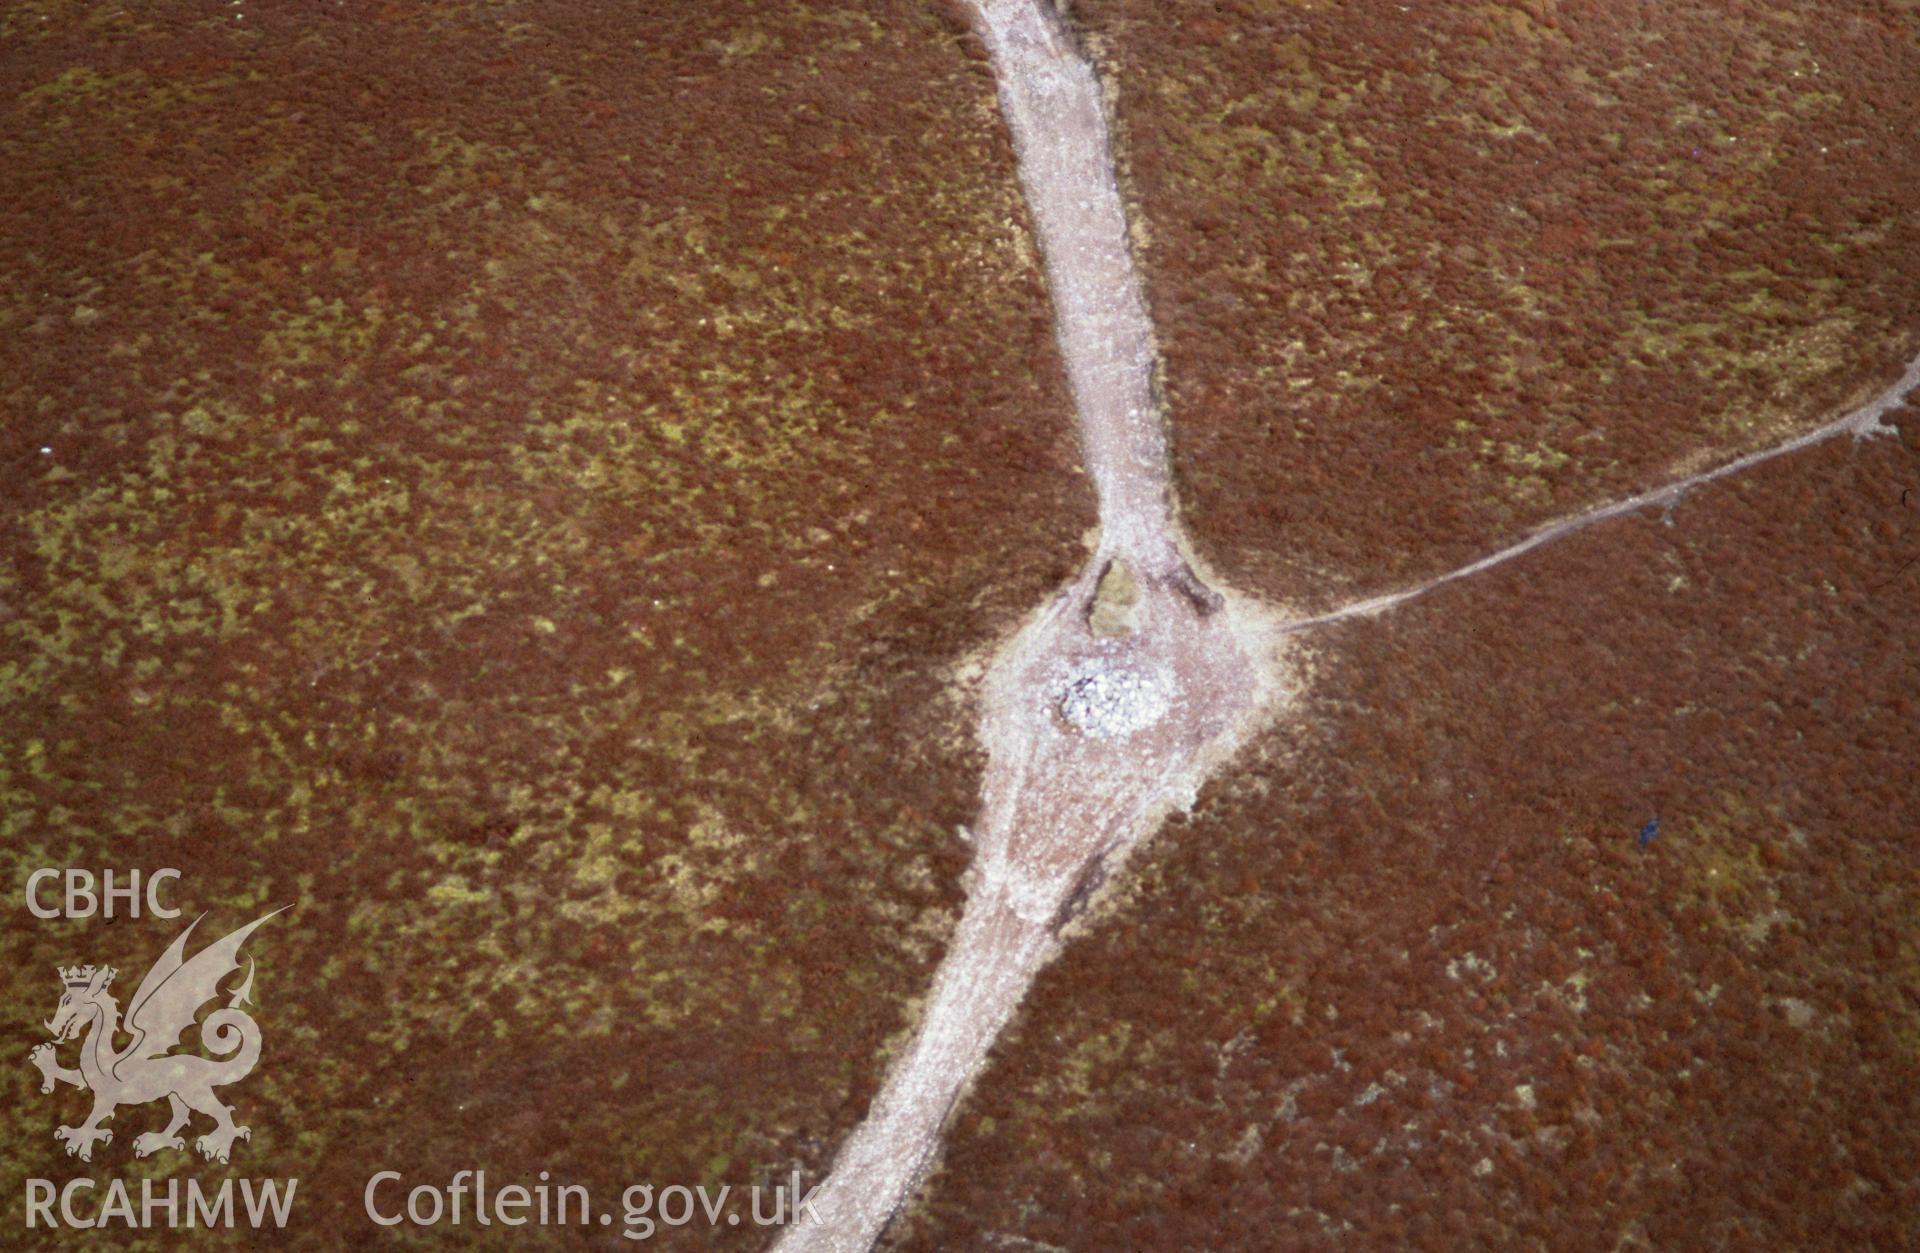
[[1279, 352, 1920, 637], [773, 2, 1919, 1247]]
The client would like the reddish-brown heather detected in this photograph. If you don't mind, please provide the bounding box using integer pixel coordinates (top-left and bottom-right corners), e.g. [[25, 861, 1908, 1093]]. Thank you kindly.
[[1072, 0, 1920, 609], [895, 401, 1919, 1247], [1, 0, 1096, 1243]]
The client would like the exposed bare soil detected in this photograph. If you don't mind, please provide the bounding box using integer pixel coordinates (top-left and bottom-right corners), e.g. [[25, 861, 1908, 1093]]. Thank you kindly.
[[776, 2, 1285, 1247], [900, 396, 1920, 1250], [785, 2, 1920, 1249]]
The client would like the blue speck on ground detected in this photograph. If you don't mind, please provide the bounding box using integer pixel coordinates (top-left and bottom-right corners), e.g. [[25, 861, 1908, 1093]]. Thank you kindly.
[[1639, 817, 1660, 847]]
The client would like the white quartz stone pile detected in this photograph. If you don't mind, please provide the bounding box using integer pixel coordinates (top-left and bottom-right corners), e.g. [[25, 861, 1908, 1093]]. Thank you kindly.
[[1058, 661, 1172, 738]]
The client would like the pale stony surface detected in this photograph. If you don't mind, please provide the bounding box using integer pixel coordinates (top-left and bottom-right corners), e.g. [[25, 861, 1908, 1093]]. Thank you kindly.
[[1057, 658, 1173, 738], [775, 2, 1920, 1250], [772, 1, 1284, 1248]]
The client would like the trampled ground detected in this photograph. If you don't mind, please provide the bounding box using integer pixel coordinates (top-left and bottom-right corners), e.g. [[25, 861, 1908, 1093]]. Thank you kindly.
[[3, 0, 1916, 1248], [896, 400, 1920, 1249]]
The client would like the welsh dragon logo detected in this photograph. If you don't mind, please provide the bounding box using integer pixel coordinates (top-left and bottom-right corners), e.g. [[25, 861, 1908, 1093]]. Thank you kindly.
[[29, 909, 282, 1163]]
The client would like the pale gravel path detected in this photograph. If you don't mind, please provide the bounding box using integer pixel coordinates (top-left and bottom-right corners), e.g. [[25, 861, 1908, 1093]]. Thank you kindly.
[[769, 1, 1920, 1247], [963, 0, 1183, 578], [772, 1, 1277, 1248]]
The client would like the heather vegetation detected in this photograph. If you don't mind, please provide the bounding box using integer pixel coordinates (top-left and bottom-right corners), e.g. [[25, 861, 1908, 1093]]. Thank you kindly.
[[870, 2, 1920, 1246], [1080, 0, 1920, 606], [1, 1, 1089, 1243], [898, 400, 1920, 1250], [4, 0, 1916, 1247]]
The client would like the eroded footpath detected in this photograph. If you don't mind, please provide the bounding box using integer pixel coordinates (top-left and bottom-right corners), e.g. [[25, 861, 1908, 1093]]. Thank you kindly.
[[774, 2, 1920, 1248], [773, 1, 1280, 1247]]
